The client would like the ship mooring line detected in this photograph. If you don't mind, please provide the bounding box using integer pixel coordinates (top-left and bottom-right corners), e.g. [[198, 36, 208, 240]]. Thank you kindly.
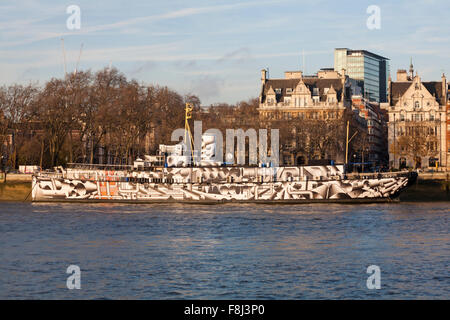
[[24, 179, 38, 202]]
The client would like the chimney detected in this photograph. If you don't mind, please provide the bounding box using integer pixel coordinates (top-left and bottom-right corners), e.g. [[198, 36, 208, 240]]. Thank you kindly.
[[261, 69, 267, 85], [396, 69, 408, 82]]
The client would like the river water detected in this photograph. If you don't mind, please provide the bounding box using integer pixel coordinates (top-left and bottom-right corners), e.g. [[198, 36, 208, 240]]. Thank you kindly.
[[0, 202, 448, 299]]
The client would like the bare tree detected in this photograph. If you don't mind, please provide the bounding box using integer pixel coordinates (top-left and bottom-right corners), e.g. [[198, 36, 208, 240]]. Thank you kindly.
[[391, 123, 439, 168], [0, 84, 38, 168]]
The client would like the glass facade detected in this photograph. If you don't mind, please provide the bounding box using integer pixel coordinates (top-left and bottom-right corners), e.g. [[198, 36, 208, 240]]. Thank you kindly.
[[334, 48, 389, 102]]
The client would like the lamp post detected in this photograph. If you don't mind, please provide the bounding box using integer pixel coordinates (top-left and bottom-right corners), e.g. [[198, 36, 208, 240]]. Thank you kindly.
[[439, 111, 442, 171], [393, 113, 396, 170]]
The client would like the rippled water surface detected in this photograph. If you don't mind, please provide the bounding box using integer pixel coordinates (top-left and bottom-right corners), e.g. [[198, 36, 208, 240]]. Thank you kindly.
[[0, 202, 448, 299]]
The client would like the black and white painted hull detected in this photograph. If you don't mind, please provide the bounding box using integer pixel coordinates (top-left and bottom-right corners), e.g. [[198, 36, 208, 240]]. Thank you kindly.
[[31, 165, 416, 203]]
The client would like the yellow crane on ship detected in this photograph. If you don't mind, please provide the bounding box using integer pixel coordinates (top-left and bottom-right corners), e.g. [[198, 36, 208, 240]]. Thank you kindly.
[[184, 103, 195, 161]]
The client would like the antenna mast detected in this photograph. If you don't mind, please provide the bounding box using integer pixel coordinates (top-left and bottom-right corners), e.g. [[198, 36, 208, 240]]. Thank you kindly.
[[302, 49, 305, 74], [74, 43, 84, 75], [61, 38, 67, 78]]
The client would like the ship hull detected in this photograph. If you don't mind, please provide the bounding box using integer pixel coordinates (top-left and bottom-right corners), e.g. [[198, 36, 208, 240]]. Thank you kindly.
[[31, 165, 416, 204]]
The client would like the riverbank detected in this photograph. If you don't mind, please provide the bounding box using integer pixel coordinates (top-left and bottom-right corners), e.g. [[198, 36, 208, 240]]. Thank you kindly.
[[0, 172, 448, 202], [0, 181, 31, 201], [400, 172, 449, 202]]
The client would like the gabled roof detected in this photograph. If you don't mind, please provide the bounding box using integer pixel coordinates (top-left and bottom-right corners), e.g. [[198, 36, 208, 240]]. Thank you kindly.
[[267, 85, 276, 95], [327, 84, 336, 94], [390, 81, 445, 105]]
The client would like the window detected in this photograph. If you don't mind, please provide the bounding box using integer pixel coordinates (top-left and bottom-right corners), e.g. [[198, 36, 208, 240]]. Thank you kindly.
[[275, 88, 281, 94], [313, 96, 319, 104], [286, 88, 293, 94], [415, 101, 420, 109]]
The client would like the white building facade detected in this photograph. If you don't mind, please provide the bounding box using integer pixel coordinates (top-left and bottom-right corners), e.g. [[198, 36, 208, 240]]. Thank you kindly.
[[386, 68, 447, 169]]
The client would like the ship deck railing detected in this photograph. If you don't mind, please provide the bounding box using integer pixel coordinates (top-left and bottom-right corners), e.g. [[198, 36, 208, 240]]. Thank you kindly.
[[345, 171, 413, 179], [34, 168, 414, 183], [66, 163, 133, 171]]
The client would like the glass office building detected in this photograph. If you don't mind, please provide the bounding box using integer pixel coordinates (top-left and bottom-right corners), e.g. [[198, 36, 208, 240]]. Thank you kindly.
[[334, 48, 389, 102]]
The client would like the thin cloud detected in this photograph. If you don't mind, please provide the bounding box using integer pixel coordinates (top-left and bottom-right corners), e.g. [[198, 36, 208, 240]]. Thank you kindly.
[[0, 0, 289, 48]]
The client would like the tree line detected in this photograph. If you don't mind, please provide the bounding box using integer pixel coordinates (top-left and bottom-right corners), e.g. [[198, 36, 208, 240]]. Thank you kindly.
[[0, 67, 264, 170], [0, 68, 200, 169], [0, 67, 371, 170]]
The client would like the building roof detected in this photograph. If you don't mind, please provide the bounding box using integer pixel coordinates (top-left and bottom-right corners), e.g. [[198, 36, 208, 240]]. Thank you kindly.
[[390, 82, 412, 105], [390, 81, 446, 105], [423, 82, 445, 105], [335, 48, 390, 61], [261, 78, 345, 103]]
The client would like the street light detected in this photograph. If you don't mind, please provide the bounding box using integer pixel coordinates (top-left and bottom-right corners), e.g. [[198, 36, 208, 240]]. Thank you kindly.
[[393, 113, 396, 170], [439, 112, 442, 171]]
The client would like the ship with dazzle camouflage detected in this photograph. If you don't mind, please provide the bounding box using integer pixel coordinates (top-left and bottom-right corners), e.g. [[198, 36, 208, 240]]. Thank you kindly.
[[32, 104, 417, 203]]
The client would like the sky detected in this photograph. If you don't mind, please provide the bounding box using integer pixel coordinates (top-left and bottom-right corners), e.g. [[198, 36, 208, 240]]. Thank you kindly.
[[1, 0, 449, 105]]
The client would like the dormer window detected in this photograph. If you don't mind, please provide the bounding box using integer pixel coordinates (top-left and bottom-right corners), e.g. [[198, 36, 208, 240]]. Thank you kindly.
[[275, 88, 282, 94], [313, 88, 319, 96], [286, 88, 293, 94]]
